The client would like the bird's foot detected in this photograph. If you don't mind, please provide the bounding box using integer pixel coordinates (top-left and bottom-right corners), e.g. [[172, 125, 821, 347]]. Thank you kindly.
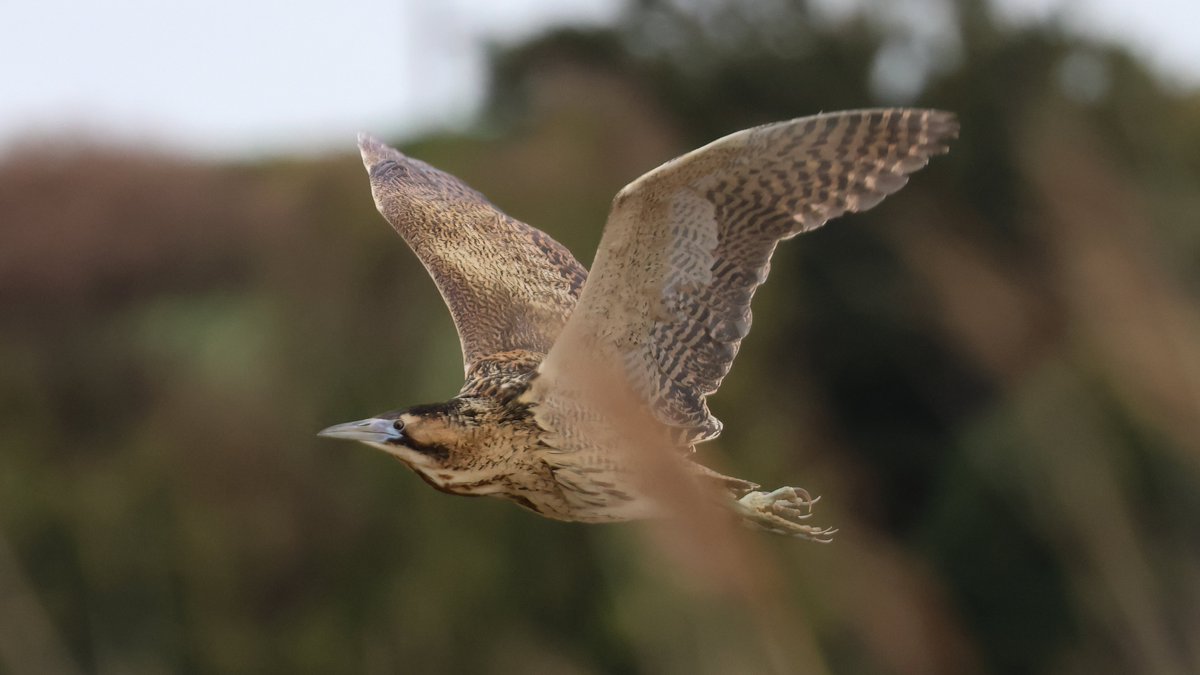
[[736, 486, 837, 542]]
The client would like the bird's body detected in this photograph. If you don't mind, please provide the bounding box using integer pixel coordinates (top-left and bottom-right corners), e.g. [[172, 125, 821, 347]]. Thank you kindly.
[[321, 109, 958, 539]]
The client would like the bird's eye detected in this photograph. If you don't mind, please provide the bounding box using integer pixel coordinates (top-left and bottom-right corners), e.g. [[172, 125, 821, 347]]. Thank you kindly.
[[393, 419, 405, 432]]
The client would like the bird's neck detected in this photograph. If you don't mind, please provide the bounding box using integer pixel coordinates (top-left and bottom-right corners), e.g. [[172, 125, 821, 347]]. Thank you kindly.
[[460, 349, 544, 399]]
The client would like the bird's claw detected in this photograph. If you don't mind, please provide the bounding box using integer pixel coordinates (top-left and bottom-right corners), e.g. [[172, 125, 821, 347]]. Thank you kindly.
[[737, 486, 837, 543]]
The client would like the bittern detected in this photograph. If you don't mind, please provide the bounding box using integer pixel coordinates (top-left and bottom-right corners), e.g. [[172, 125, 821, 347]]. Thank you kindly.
[[320, 109, 957, 540]]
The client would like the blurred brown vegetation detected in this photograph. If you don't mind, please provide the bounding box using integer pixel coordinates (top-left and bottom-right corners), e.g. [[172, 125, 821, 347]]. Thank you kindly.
[[2, 1, 1199, 673]]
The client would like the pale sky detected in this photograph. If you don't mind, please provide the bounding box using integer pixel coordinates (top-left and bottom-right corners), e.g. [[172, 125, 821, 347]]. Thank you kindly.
[[1, 0, 1196, 159]]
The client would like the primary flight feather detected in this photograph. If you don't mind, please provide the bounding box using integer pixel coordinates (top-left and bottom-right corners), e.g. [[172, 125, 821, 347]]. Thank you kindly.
[[321, 109, 958, 539]]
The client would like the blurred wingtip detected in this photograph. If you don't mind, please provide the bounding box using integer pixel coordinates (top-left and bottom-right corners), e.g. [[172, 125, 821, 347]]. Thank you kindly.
[[925, 109, 961, 148], [356, 132, 394, 172]]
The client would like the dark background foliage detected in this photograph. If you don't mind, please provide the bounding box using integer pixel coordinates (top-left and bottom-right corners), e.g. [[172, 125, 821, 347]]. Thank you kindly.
[[2, 1, 1198, 673]]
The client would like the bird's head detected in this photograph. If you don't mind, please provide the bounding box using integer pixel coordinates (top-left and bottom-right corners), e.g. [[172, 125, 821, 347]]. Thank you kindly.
[[318, 402, 466, 472]]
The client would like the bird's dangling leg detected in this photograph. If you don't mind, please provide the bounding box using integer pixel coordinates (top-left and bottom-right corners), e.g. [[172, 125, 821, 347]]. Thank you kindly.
[[735, 486, 838, 542]]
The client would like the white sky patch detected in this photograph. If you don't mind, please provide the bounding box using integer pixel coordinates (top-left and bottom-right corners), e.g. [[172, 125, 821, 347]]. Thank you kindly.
[[0, 0, 1195, 159], [994, 0, 1200, 89], [0, 0, 618, 159]]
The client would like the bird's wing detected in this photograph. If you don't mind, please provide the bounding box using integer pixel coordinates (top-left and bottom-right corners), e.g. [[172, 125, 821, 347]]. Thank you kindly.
[[526, 109, 957, 446], [359, 135, 587, 374]]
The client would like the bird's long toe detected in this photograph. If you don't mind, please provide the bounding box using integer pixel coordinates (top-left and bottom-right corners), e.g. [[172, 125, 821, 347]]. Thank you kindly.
[[736, 486, 836, 542]]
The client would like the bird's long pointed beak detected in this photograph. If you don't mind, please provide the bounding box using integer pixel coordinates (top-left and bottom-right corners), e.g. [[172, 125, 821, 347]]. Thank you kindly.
[[317, 417, 402, 443]]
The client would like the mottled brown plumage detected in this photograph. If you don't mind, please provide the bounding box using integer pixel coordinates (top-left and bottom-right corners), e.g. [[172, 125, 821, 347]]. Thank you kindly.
[[321, 109, 958, 540], [358, 136, 586, 378]]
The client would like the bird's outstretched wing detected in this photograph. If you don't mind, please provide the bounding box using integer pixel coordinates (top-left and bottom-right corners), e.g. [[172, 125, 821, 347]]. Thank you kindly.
[[359, 135, 587, 374], [527, 109, 957, 445]]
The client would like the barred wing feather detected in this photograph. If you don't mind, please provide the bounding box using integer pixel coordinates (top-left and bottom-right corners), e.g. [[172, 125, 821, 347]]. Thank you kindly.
[[529, 109, 958, 446], [359, 135, 588, 374]]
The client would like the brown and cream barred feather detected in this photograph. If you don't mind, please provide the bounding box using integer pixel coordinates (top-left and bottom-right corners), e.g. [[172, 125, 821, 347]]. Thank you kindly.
[[532, 109, 958, 445], [358, 134, 587, 377]]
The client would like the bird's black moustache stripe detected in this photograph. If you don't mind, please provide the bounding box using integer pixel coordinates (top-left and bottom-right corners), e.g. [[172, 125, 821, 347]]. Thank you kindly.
[[393, 435, 450, 461]]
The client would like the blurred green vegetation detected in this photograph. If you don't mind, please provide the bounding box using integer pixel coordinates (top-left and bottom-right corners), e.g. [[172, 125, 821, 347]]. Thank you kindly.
[[2, 1, 1199, 673]]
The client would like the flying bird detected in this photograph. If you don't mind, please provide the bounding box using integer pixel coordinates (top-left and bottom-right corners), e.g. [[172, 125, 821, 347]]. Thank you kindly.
[[320, 109, 957, 540]]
